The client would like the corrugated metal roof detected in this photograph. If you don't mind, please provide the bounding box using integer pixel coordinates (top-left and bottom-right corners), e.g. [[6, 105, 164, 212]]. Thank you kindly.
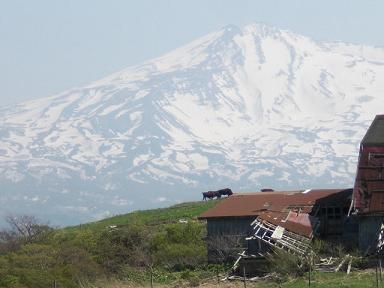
[[199, 189, 351, 219], [199, 188, 352, 237], [256, 210, 317, 238]]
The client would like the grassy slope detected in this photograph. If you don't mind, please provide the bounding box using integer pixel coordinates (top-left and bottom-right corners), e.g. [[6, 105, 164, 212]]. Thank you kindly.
[[54, 199, 221, 265], [69, 199, 220, 232]]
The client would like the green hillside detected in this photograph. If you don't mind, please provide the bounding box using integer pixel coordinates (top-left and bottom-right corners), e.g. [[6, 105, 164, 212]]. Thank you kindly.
[[0, 200, 221, 288], [73, 200, 219, 231]]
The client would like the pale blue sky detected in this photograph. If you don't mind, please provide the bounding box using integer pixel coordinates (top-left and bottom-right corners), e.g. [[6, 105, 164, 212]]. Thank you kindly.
[[0, 0, 383, 107]]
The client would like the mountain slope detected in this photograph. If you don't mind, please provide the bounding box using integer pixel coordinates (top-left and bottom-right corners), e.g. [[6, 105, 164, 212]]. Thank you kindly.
[[1, 23, 383, 225]]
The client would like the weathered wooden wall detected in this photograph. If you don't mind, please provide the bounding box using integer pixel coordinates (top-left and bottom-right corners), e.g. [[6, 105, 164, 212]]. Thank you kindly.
[[206, 216, 253, 263], [358, 215, 384, 254], [207, 216, 254, 236], [206, 216, 270, 263]]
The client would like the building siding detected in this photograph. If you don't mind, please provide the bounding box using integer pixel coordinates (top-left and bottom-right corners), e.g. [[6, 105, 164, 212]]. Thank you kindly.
[[206, 217, 254, 263], [358, 215, 384, 254]]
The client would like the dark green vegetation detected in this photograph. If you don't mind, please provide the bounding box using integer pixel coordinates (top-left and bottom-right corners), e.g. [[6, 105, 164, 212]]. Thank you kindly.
[[0, 200, 222, 287]]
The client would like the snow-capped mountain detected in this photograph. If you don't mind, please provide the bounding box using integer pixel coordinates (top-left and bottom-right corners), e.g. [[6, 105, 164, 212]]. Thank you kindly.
[[1, 23, 383, 226]]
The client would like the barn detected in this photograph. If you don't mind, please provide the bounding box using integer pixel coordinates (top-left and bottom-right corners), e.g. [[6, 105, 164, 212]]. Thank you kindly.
[[199, 188, 355, 263], [353, 115, 384, 253]]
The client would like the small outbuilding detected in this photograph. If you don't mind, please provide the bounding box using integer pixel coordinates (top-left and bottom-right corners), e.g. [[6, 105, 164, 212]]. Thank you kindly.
[[199, 188, 354, 263]]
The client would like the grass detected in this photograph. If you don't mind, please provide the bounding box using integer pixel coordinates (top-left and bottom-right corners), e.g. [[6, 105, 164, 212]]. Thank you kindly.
[[224, 270, 379, 288], [88, 270, 379, 287], [65, 199, 220, 232]]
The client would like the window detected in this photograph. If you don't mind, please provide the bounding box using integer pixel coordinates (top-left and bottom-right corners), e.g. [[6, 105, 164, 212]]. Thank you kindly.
[[322, 206, 343, 220]]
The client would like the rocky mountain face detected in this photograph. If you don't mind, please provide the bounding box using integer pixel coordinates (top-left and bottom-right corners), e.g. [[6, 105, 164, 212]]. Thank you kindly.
[[1, 23, 383, 225]]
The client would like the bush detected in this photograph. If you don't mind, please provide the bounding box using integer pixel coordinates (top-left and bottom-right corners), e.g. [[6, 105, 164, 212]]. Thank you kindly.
[[96, 224, 152, 273], [0, 275, 23, 288], [57, 245, 101, 281], [151, 223, 206, 270], [265, 248, 306, 279], [0, 243, 100, 288]]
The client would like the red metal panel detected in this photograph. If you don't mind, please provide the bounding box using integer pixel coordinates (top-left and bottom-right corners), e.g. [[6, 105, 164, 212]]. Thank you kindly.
[[353, 115, 384, 214], [257, 210, 317, 238], [353, 146, 384, 213], [370, 193, 384, 212]]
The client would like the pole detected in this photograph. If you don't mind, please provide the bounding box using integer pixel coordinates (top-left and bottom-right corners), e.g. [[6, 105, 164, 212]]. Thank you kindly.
[[308, 254, 311, 287], [243, 264, 247, 288], [376, 264, 379, 288], [150, 267, 154, 288]]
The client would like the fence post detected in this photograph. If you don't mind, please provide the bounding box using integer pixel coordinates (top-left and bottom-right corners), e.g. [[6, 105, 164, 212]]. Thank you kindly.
[[376, 264, 379, 288], [308, 259, 311, 286], [150, 267, 154, 288], [243, 263, 247, 288]]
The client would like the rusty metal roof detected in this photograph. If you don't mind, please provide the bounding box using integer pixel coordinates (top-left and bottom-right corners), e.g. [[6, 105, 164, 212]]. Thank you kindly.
[[199, 189, 351, 219], [199, 188, 352, 237], [256, 210, 318, 238]]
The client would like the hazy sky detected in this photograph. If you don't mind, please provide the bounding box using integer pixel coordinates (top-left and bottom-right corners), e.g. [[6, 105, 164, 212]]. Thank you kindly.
[[1, 0, 383, 107]]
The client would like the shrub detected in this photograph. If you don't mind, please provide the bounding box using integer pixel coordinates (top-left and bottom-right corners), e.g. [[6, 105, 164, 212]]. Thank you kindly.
[[57, 245, 101, 281], [96, 224, 152, 273], [0, 243, 99, 288], [0, 275, 22, 288], [150, 223, 206, 270], [265, 248, 306, 279]]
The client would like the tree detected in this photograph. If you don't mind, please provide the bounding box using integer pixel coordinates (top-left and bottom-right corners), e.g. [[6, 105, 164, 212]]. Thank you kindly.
[[96, 224, 152, 273], [0, 214, 52, 254], [4, 214, 52, 243], [0, 229, 20, 254], [206, 235, 243, 263]]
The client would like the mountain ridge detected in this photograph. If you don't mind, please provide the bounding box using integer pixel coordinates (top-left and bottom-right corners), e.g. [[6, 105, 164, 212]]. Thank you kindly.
[[0, 23, 383, 226]]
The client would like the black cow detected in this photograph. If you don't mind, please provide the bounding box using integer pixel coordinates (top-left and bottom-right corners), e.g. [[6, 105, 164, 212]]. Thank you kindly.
[[202, 188, 233, 200], [218, 188, 233, 196], [202, 191, 217, 200]]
